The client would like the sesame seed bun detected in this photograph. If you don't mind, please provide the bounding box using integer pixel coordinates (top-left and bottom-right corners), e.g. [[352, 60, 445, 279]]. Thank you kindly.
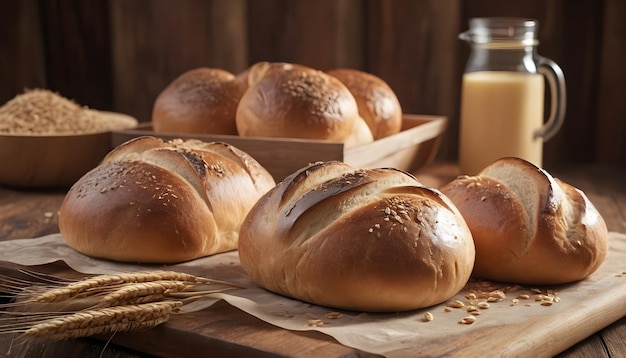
[[152, 68, 243, 135], [235, 63, 373, 147], [327, 69, 403, 139], [59, 136, 276, 263], [238, 161, 475, 312]]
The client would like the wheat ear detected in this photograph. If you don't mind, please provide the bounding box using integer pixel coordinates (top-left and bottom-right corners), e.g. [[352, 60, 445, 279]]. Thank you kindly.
[[26, 270, 240, 303], [20, 301, 183, 341], [95, 280, 191, 308]]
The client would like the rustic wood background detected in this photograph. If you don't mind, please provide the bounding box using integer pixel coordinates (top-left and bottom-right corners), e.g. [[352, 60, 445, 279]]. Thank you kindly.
[[2, 0, 624, 166]]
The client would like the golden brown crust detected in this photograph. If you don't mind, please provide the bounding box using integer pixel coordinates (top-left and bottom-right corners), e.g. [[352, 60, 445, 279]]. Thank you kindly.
[[327, 69, 402, 139], [235, 64, 362, 142], [233, 62, 297, 92], [58, 160, 216, 263], [344, 115, 374, 148], [59, 136, 276, 264], [152, 68, 241, 135], [440, 157, 609, 284], [238, 161, 475, 312]]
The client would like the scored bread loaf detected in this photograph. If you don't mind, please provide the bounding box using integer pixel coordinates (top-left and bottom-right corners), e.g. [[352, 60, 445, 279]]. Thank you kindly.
[[152, 67, 243, 135], [327, 68, 403, 139], [238, 161, 475, 312], [59, 136, 276, 264], [440, 157, 608, 285], [235, 63, 373, 147]]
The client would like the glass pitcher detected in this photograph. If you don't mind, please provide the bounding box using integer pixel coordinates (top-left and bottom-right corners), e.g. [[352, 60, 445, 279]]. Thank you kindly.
[[458, 17, 566, 175]]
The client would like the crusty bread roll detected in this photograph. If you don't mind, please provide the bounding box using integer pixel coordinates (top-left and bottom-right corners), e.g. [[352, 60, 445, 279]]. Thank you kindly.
[[232, 61, 281, 93], [440, 157, 608, 285], [238, 161, 475, 312], [152, 68, 242, 135], [327, 68, 403, 139], [344, 114, 375, 148], [235, 63, 373, 147], [59, 136, 276, 264]]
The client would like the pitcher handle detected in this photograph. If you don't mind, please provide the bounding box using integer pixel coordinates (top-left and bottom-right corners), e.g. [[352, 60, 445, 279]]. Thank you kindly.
[[534, 56, 567, 141]]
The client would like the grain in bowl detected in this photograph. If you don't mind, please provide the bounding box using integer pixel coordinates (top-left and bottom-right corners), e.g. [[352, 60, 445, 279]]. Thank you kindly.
[[0, 89, 138, 188]]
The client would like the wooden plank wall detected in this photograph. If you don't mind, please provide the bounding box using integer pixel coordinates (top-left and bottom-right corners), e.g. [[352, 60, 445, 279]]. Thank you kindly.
[[1, 0, 624, 166]]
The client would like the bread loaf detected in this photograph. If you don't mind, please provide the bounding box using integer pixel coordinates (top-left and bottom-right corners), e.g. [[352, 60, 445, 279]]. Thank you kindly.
[[235, 63, 373, 147], [152, 68, 243, 135], [238, 161, 475, 312], [440, 157, 608, 285], [232, 61, 287, 93], [59, 136, 276, 263], [327, 69, 403, 139]]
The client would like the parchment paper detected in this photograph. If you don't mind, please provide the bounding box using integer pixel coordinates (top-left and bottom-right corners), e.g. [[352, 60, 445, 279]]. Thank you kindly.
[[1, 233, 625, 356]]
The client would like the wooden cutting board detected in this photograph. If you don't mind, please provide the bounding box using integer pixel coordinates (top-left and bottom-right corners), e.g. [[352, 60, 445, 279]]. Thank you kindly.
[[1, 232, 625, 357]]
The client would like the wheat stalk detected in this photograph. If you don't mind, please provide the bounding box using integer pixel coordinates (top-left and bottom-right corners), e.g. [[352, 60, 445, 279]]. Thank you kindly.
[[20, 301, 183, 341], [95, 280, 190, 308], [25, 270, 243, 304], [0, 269, 245, 342]]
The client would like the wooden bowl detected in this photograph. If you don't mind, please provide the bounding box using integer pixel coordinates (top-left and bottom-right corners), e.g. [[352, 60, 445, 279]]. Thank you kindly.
[[0, 112, 137, 189]]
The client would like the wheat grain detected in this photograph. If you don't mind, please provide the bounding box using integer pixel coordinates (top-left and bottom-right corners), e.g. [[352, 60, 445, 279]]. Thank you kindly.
[[20, 301, 182, 341], [460, 316, 476, 324], [0, 89, 135, 134]]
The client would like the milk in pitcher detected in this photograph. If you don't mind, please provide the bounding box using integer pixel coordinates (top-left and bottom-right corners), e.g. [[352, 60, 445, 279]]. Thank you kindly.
[[457, 18, 567, 175], [459, 71, 545, 175]]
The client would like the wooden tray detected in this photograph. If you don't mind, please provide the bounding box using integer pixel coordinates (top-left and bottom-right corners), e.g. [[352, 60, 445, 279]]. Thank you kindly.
[[111, 114, 447, 182]]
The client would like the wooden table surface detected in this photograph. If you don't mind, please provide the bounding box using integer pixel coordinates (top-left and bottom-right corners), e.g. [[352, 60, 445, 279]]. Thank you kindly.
[[0, 161, 624, 358]]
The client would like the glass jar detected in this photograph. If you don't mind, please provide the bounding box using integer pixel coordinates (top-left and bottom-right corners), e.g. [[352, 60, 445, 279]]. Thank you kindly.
[[458, 17, 566, 175]]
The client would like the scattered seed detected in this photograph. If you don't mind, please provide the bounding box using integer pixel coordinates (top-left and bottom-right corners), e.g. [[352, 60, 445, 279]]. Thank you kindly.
[[450, 300, 465, 308], [325, 312, 343, 319], [307, 319, 324, 327]]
